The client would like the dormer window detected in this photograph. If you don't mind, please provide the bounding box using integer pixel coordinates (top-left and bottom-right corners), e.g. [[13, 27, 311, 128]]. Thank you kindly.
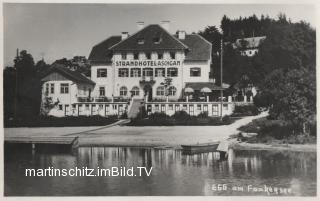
[[121, 53, 127, 60], [146, 52, 151, 60], [153, 37, 161, 44], [137, 38, 145, 44], [170, 52, 176, 59], [134, 53, 139, 60]]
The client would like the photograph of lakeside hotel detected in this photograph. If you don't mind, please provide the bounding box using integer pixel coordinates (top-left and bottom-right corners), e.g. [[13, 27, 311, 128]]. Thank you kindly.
[[41, 21, 254, 118]]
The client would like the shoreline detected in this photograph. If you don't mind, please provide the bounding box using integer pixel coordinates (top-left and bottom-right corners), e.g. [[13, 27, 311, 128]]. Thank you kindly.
[[77, 139, 317, 152]]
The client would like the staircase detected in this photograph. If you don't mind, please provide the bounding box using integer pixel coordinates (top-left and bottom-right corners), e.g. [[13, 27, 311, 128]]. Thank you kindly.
[[128, 99, 144, 119]]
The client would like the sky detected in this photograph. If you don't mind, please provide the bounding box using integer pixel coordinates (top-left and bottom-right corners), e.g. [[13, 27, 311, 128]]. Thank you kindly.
[[3, 3, 316, 66]]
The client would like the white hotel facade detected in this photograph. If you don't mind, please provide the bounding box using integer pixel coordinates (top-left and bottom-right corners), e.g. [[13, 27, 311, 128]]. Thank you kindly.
[[41, 21, 241, 118]]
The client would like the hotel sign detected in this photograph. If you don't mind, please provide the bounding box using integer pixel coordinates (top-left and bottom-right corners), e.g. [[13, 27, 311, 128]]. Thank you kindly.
[[114, 60, 182, 67]]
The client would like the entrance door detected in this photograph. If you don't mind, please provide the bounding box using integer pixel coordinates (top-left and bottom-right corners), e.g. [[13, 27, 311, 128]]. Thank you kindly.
[[144, 85, 153, 102]]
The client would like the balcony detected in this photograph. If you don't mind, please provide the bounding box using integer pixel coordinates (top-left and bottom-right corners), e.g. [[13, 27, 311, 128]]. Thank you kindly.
[[94, 97, 109, 102], [77, 97, 94, 102], [139, 76, 155, 85]]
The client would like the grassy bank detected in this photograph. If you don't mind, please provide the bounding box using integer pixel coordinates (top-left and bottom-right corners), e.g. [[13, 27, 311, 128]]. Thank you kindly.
[[127, 111, 240, 126], [237, 117, 316, 144], [5, 115, 119, 128]]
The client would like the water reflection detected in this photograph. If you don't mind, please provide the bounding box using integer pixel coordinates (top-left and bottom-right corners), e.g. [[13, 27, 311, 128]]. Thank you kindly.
[[4, 146, 316, 196]]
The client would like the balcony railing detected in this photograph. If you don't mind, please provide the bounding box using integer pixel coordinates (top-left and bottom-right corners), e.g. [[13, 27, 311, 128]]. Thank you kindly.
[[95, 97, 110, 102], [140, 76, 155, 84], [77, 97, 94, 102]]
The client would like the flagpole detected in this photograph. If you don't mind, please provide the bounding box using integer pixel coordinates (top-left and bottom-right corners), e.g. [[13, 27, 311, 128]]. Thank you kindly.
[[220, 39, 223, 118]]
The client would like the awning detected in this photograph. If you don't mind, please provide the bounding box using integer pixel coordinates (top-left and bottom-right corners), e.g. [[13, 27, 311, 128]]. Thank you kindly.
[[185, 82, 227, 91], [184, 87, 194, 93], [200, 87, 212, 93]]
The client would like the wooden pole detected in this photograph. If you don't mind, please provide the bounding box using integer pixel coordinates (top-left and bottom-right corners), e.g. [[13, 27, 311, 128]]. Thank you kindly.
[[220, 39, 223, 118]]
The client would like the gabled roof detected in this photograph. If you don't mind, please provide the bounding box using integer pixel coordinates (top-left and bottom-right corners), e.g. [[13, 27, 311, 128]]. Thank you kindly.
[[88, 36, 122, 64], [233, 36, 266, 50], [110, 24, 189, 51], [180, 34, 212, 61], [41, 64, 95, 85]]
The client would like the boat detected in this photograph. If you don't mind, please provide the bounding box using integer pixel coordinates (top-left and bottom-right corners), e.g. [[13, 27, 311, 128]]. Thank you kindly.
[[181, 142, 220, 154]]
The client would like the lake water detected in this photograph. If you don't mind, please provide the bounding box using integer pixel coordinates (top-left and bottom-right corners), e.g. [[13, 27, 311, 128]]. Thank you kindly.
[[4, 146, 317, 196]]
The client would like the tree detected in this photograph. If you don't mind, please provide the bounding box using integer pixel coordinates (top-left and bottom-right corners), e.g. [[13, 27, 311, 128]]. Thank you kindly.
[[13, 50, 41, 119], [259, 67, 315, 135]]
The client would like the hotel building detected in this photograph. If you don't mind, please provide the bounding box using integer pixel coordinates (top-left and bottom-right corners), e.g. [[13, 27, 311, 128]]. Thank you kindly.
[[41, 21, 241, 117]]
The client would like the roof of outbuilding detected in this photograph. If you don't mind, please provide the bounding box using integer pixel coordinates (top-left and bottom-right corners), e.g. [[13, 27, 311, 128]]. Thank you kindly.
[[41, 64, 95, 85], [88, 36, 122, 64], [233, 36, 266, 49], [110, 24, 189, 51], [180, 34, 212, 61]]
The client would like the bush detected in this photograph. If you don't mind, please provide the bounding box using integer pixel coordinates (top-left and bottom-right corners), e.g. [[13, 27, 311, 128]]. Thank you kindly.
[[120, 111, 128, 119], [197, 111, 208, 118], [232, 105, 260, 117], [172, 111, 191, 121], [149, 112, 170, 120]]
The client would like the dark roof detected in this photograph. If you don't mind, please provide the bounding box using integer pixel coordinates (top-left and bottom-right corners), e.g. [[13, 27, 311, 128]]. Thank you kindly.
[[185, 82, 226, 91], [180, 34, 211, 61], [110, 24, 189, 51], [232, 36, 266, 50], [88, 36, 122, 64], [41, 64, 95, 85]]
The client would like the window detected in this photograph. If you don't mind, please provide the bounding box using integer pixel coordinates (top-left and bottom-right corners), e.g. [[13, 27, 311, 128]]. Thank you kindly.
[[146, 52, 151, 60], [155, 68, 165, 77], [168, 86, 177, 96], [50, 83, 54, 94], [134, 53, 139, 60], [153, 37, 161, 44], [120, 86, 128, 96], [189, 105, 194, 115], [223, 104, 228, 110], [183, 105, 187, 110], [175, 104, 180, 111], [158, 53, 163, 59], [143, 68, 153, 77], [97, 69, 107, 77], [203, 105, 208, 112], [170, 52, 176, 59], [121, 53, 127, 60], [168, 104, 173, 110], [197, 104, 202, 111], [137, 38, 145, 44], [131, 86, 140, 96], [83, 86, 87, 96], [58, 104, 63, 110], [155, 104, 159, 112], [130, 68, 141, 77], [99, 86, 105, 96], [156, 86, 165, 96], [167, 68, 178, 77], [212, 104, 218, 116], [60, 83, 69, 94], [190, 67, 201, 77], [45, 83, 49, 94], [118, 68, 129, 77]]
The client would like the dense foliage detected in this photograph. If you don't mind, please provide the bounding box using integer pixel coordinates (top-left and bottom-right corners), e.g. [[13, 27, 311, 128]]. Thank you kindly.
[[128, 111, 235, 126], [199, 14, 316, 136]]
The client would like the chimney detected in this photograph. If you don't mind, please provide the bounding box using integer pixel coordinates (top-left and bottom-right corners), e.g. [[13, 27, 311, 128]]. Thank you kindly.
[[121, 32, 129, 40], [178, 30, 186, 40], [160, 20, 170, 31], [137, 21, 144, 30]]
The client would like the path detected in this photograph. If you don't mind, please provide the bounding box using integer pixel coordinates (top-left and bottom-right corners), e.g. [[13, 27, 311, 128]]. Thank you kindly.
[[4, 112, 268, 147]]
